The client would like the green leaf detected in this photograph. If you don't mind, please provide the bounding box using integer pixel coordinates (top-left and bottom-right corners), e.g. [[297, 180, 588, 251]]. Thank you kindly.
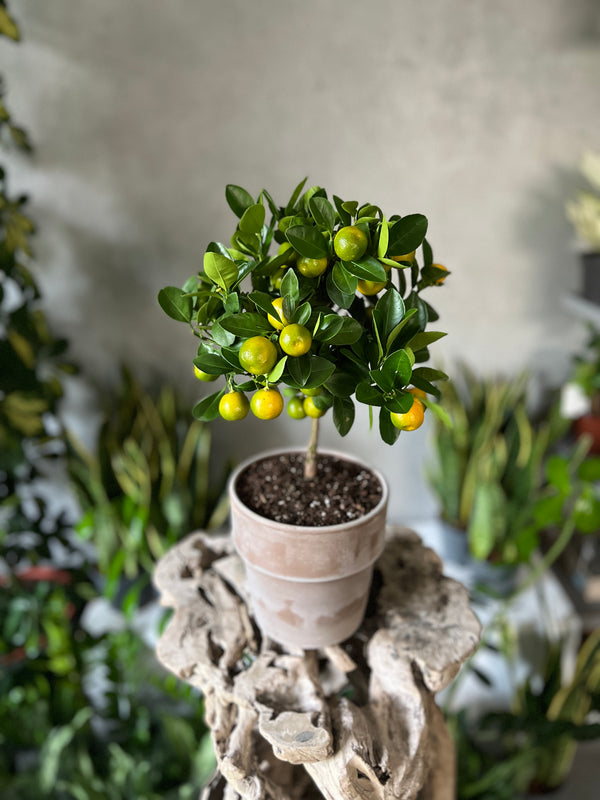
[[219, 313, 272, 337], [204, 252, 238, 291], [326, 371, 358, 397], [285, 177, 308, 214], [370, 368, 393, 393], [422, 238, 433, 265], [411, 366, 449, 383], [343, 256, 387, 282], [248, 291, 277, 315], [407, 330, 447, 352], [381, 349, 412, 387], [239, 203, 265, 235], [293, 301, 312, 327], [379, 408, 401, 445], [545, 456, 571, 495], [326, 271, 354, 309], [0, 8, 20, 40], [303, 356, 336, 389], [226, 184, 254, 218], [314, 314, 343, 342], [194, 345, 230, 375], [578, 457, 600, 482], [356, 382, 384, 406], [322, 317, 363, 346], [221, 346, 242, 370], [332, 262, 358, 295], [193, 389, 226, 422], [158, 287, 193, 323], [333, 397, 355, 436], [377, 217, 389, 259], [421, 396, 452, 427], [342, 200, 359, 217], [288, 354, 311, 386], [387, 214, 428, 256], [285, 225, 329, 259], [384, 392, 414, 414], [373, 287, 405, 343], [281, 267, 299, 313], [333, 195, 352, 226], [268, 356, 288, 383], [468, 483, 506, 560], [211, 319, 236, 346], [309, 196, 335, 232], [224, 293, 240, 314], [385, 307, 418, 351]]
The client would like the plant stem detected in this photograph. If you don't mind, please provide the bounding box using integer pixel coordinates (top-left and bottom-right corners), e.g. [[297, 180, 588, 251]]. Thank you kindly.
[[305, 418, 319, 480]]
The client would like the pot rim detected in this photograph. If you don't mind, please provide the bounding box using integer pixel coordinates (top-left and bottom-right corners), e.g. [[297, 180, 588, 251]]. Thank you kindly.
[[229, 447, 388, 534]]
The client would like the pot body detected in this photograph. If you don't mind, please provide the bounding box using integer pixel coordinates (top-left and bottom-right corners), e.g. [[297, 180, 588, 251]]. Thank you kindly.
[[230, 449, 388, 649]]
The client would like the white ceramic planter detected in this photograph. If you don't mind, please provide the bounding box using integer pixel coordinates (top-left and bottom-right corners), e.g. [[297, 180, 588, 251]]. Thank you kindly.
[[230, 449, 388, 649]]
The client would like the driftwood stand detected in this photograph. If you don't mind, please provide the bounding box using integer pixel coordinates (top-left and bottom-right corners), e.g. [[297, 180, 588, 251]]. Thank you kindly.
[[154, 527, 481, 800]]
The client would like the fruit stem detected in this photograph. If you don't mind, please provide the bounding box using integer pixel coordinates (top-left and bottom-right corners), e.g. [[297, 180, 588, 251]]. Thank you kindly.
[[305, 418, 319, 480]]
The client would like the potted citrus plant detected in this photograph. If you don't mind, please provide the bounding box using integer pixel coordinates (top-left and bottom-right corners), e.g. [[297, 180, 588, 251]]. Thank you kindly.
[[158, 179, 449, 647]]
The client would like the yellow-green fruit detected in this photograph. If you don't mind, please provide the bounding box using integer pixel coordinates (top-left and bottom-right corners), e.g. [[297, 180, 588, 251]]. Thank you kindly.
[[301, 387, 322, 397], [218, 391, 250, 421], [433, 263, 449, 284], [194, 366, 218, 382], [303, 397, 326, 418], [278, 242, 297, 263], [279, 324, 312, 357], [357, 279, 386, 295], [267, 297, 289, 330], [390, 397, 425, 431], [297, 256, 328, 278], [239, 336, 278, 375], [287, 396, 306, 419], [250, 388, 284, 420], [334, 226, 368, 261], [391, 251, 415, 264]]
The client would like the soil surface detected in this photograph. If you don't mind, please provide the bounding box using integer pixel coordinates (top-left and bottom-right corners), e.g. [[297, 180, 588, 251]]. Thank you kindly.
[[234, 452, 383, 527]]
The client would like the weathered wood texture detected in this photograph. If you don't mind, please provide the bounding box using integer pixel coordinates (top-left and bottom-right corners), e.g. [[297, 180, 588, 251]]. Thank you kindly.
[[154, 528, 481, 800]]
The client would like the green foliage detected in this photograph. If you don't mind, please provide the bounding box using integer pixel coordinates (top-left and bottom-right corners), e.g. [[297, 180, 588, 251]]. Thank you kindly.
[[158, 181, 449, 441], [67, 367, 231, 591], [570, 324, 600, 409], [427, 367, 570, 564], [566, 150, 600, 251], [451, 629, 600, 798]]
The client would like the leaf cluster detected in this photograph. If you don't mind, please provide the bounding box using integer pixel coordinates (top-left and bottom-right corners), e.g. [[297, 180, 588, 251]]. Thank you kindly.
[[450, 628, 600, 799], [427, 367, 571, 564], [158, 179, 449, 443]]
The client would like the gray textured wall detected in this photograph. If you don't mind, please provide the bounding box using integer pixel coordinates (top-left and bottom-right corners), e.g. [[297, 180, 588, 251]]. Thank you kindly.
[[3, 0, 600, 520]]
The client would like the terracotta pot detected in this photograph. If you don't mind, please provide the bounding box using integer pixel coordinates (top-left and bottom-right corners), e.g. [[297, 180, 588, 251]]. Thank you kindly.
[[573, 414, 600, 455], [230, 449, 388, 649]]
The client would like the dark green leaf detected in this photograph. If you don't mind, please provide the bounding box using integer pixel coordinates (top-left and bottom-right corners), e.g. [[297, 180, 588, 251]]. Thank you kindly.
[[386, 308, 418, 351], [193, 389, 226, 422], [224, 293, 240, 314], [384, 392, 414, 414], [326, 371, 357, 397], [309, 197, 335, 232], [333, 195, 352, 226], [288, 354, 311, 386], [356, 382, 384, 406], [314, 314, 343, 342], [249, 291, 278, 316], [225, 184, 255, 218], [239, 203, 266, 235], [194, 345, 230, 375], [381, 349, 413, 387], [285, 225, 329, 259], [285, 177, 308, 214], [422, 238, 433, 265], [158, 287, 193, 323], [579, 457, 600, 482], [342, 200, 358, 217], [387, 214, 428, 256], [323, 317, 363, 346], [326, 272, 354, 309], [219, 313, 272, 337], [407, 330, 447, 352], [343, 256, 387, 282], [281, 268, 299, 312], [370, 368, 393, 392], [411, 367, 449, 383], [333, 397, 355, 436], [332, 262, 358, 295], [373, 288, 405, 343], [379, 408, 401, 445], [303, 356, 336, 390], [220, 347, 242, 370]]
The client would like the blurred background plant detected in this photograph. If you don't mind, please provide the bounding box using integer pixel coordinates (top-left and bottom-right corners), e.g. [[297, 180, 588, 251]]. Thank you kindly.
[[67, 366, 231, 607], [566, 150, 600, 253], [1, 4, 221, 795], [426, 366, 569, 566], [450, 628, 600, 800]]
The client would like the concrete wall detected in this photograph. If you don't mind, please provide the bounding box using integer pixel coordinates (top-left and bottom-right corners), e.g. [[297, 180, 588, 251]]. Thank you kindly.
[[3, 0, 600, 520]]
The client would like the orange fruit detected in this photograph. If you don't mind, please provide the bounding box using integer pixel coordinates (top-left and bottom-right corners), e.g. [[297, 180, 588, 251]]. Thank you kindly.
[[250, 388, 284, 420], [390, 396, 425, 431]]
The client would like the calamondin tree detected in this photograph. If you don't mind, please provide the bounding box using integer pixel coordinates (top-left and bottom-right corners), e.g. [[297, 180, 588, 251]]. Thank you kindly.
[[158, 179, 450, 478]]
